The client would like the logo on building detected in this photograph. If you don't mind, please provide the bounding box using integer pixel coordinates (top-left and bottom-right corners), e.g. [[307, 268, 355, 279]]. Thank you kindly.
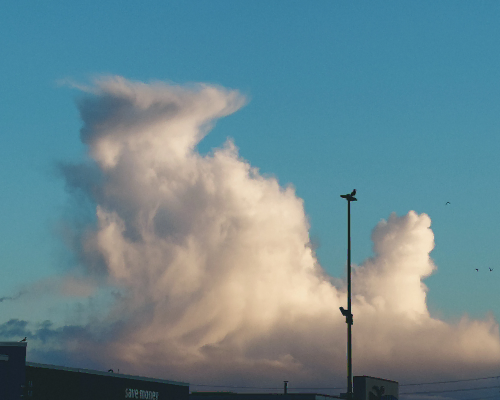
[[125, 388, 160, 399]]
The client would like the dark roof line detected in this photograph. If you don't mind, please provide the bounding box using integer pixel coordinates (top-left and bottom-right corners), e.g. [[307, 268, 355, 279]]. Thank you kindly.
[[26, 362, 189, 387]]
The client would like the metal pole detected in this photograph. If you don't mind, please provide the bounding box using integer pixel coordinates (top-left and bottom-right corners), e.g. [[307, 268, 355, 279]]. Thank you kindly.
[[347, 199, 352, 399], [340, 190, 356, 400]]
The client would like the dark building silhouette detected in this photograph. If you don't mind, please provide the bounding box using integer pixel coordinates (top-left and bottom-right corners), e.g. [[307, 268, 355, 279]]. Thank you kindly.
[[190, 376, 398, 400], [190, 393, 339, 400], [353, 376, 398, 400], [0, 342, 189, 400], [1, 342, 397, 400], [0, 342, 27, 400]]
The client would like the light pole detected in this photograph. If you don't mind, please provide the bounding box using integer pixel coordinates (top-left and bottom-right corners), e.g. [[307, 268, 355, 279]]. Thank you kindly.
[[340, 189, 356, 400]]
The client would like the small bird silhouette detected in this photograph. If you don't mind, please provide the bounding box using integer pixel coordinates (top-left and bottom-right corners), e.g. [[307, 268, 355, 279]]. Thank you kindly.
[[340, 189, 357, 201], [475, 268, 479, 272], [445, 202, 450, 205], [19, 337, 26, 342], [489, 268, 493, 272]]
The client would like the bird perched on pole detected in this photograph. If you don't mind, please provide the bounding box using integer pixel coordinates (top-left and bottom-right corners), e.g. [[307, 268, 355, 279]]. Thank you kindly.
[[340, 189, 357, 202]]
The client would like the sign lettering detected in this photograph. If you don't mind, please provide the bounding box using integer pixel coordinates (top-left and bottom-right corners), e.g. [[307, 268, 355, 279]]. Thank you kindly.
[[125, 388, 159, 400]]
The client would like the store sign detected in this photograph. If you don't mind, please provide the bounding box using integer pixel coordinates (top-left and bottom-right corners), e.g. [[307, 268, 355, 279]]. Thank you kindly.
[[125, 388, 159, 399]]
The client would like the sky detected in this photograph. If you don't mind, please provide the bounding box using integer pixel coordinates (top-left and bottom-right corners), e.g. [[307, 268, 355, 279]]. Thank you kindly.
[[1, 2, 500, 400]]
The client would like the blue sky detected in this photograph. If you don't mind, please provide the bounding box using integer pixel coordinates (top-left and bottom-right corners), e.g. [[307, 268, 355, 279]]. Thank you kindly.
[[1, 1, 500, 393]]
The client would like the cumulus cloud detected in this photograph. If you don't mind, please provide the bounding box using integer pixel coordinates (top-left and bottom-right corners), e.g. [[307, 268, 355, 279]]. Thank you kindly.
[[7, 77, 500, 392]]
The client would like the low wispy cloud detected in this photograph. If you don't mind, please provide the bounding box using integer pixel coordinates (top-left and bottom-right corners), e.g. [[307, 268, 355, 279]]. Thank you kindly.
[[0, 291, 25, 303], [3, 77, 499, 393]]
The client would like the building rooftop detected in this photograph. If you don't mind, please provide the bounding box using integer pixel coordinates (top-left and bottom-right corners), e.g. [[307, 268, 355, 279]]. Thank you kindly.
[[0, 342, 27, 347], [26, 361, 189, 387]]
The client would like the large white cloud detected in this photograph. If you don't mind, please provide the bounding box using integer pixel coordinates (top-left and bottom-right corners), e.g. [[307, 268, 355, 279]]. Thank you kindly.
[[10, 77, 500, 393]]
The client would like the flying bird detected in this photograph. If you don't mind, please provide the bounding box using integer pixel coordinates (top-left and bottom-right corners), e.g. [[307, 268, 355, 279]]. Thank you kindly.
[[475, 268, 479, 272], [445, 202, 450, 205], [489, 268, 493, 272]]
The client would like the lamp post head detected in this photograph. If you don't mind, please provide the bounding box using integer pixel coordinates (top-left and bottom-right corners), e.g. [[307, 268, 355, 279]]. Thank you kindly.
[[339, 307, 354, 325], [340, 189, 357, 202]]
